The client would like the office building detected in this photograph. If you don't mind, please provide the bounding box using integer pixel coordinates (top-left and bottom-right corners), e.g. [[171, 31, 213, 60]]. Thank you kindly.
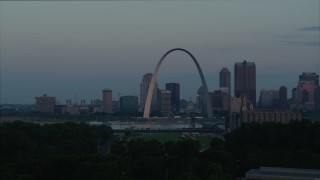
[[120, 96, 138, 112], [220, 68, 231, 111], [112, 100, 120, 113], [102, 89, 112, 113], [197, 86, 205, 113], [35, 94, 56, 112], [160, 90, 171, 114], [219, 67, 231, 95], [279, 86, 288, 110], [209, 90, 229, 111], [140, 73, 158, 112], [234, 60, 256, 107], [314, 87, 320, 111], [299, 72, 319, 86], [295, 72, 319, 111], [259, 89, 279, 109], [165, 83, 180, 113]]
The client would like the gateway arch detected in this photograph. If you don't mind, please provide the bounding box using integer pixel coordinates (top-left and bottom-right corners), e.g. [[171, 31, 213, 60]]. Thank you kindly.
[[143, 48, 213, 119]]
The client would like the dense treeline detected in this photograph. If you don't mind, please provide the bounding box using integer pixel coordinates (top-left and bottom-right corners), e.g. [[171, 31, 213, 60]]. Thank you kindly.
[[225, 120, 320, 175], [1, 120, 320, 179]]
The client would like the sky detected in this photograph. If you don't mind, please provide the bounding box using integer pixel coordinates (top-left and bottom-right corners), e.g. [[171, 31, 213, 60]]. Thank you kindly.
[[0, 0, 319, 104]]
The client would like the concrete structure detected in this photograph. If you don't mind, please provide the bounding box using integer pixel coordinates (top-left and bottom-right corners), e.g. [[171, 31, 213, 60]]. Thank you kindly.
[[246, 167, 320, 180], [196, 86, 206, 114], [209, 90, 229, 111], [35, 94, 56, 112], [299, 72, 319, 86], [242, 111, 301, 124], [165, 83, 180, 113], [295, 72, 319, 111], [234, 60, 256, 107], [63, 105, 79, 115], [279, 86, 288, 110], [143, 48, 213, 119], [112, 100, 120, 113], [314, 87, 320, 111], [259, 89, 279, 109], [102, 89, 112, 113], [219, 67, 231, 96], [140, 73, 158, 112], [160, 90, 171, 114], [228, 93, 301, 131], [120, 96, 138, 112], [229, 110, 301, 131], [220, 67, 231, 112]]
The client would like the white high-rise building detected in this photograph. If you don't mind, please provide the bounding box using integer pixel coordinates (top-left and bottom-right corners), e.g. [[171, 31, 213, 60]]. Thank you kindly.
[[140, 73, 158, 112]]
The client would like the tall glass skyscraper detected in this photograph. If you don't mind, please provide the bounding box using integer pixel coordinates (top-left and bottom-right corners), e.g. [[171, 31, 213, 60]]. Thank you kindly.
[[140, 73, 158, 112], [234, 60, 256, 107], [165, 83, 180, 113], [219, 67, 231, 94]]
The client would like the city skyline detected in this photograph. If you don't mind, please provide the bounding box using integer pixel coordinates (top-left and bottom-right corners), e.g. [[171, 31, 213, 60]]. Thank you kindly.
[[1, 1, 319, 104]]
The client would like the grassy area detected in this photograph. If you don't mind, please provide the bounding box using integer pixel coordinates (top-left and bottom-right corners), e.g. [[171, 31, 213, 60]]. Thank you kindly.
[[133, 133, 213, 148], [134, 133, 182, 143]]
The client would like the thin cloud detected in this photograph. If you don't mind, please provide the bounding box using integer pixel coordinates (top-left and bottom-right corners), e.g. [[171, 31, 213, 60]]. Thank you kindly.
[[299, 26, 320, 31], [215, 48, 234, 52], [281, 40, 320, 46], [278, 35, 303, 39]]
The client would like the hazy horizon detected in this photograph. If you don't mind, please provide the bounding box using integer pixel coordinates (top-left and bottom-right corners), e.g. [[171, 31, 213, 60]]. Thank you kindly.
[[1, 0, 319, 104]]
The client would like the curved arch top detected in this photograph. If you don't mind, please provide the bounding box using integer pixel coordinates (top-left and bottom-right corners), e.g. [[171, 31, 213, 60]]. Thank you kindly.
[[143, 48, 213, 119]]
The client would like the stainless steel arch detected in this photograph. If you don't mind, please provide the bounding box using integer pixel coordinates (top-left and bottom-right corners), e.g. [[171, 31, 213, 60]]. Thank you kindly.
[[143, 48, 213, 119]]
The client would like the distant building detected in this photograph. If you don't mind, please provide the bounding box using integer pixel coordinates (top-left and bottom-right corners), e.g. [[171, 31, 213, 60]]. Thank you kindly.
[[165, 83, 180, 113], [63, 105, 79, 115], [292, 88, 297, 103], [314, 87, 320, 111], [242, 111, 301, 124], [90, 99, 102, 106], [102, 89, 112, 113], [88, 99, 102, 113], [228, 94, 300, 131], [120, 96, 138, 112], [35, 94, 56, 112], [140, 73, 158, 112], [112, 100, 120, 113], [66, 99, 72, 105], [299, 72, 319, 86], [294, 72, 319, 111], [209, 90, 229, 111], [219, 67, 231, 96], [234, 60, 256, 107], [259, 89, 279, 109], [279, 86, 288, 110], [160, 90, 171, 115]]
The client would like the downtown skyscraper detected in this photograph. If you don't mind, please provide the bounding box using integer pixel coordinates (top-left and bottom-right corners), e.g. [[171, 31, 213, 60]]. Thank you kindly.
[[219, 67, 231, 95], [165, 83, 180, 113], [140, 73, 158, 112], [234, 60, 256, 107]]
